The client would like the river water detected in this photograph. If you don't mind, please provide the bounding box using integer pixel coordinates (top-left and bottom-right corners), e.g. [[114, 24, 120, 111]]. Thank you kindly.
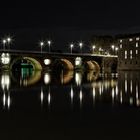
[[0, 69, 140, 139]]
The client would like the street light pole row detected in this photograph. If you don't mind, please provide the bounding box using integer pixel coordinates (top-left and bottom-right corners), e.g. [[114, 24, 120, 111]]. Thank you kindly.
[[2, 37, 12, 51], [70, 42, 83, 54], [39, 40, 51, 54], [69, 43, 119, 55], [1, 36, 119, 56]]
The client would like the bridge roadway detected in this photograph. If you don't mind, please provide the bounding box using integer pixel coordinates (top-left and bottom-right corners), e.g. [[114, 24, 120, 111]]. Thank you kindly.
[[0, 49, 118, 58]]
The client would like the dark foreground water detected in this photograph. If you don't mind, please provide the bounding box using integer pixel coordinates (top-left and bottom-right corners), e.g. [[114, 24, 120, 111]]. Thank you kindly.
[[0, 70, 140, 139]]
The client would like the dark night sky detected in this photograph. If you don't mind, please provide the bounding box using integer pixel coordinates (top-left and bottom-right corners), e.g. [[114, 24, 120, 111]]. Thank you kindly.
[[0, 0, 140, 51], [0, 0, 140, 29]]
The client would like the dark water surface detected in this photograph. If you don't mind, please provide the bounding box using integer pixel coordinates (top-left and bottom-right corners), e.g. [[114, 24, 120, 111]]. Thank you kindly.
[[0, 70, 140, 139]]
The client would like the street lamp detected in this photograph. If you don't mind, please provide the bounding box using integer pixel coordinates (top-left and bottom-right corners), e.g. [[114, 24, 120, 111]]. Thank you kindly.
[[40, 41, 44, 54], [92, 45, 96, 53], [79, 42, 83, 53], [115, 47, 119, 55], [111, 45, 115, 50], [70, 44, 74, 54], [7, 37, 12, 50], [2, 39, 7, 51], [47, 40, 51, 53], [111, 45, 115, 54]]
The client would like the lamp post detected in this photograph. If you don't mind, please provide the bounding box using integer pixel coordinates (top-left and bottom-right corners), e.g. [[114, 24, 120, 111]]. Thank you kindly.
[[7, 37, 11, 50], [2, 39, 7, 51], [70, 44, 74, 54], [111, 45, 115, 55], [92, 45, 96, 54], [99, 47, 102, 54], [79, 42, 83, 53], [115, 47, 119, 55], [40, 41, 44, 54], [47, 40, 51, 53]]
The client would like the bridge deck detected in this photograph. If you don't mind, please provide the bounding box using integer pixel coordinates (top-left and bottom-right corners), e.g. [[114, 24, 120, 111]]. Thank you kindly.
[[0, 49, 118, 58]]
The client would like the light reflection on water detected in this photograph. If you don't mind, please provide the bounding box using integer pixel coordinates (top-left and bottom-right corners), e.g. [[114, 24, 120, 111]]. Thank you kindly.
[[0, 69, 140, 110]]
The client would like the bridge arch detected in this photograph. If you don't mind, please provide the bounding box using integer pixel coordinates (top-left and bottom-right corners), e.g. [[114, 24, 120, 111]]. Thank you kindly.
[[85, 61, 100, 71], [52, 59, 74, 70], [10, 57, 42, 70]]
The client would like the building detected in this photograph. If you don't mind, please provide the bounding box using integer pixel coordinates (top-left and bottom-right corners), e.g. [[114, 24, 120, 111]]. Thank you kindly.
[[117, 33, 140, 70]]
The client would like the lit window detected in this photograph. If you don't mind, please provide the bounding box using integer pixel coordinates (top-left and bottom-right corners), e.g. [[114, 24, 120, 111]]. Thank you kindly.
[[120, 44, 122, 49], [125, 50, 127, 59], [136, 42, 138, 47], [136, 37, 139, 41], [120, 40, 122, 43], [129, 38, 133, 42], [130, 50, 132, 59]]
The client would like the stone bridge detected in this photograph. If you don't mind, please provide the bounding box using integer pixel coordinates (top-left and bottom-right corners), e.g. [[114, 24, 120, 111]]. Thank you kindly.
[[0, 50, 118, 73]]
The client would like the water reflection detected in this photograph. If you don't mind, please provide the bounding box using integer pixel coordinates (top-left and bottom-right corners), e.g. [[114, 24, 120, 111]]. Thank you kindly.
[[0, 70, 140, 110], [60, 70, 74, 84], [44, 72, 51, 85], [75, 71, 82, 86], [1, 72, 10, 91], [70, 85, 74, 105], [87, 70, 99, 82], [0, 72, 11, 109], [79, 88, 83, 108], [12, 69, 41, 86]]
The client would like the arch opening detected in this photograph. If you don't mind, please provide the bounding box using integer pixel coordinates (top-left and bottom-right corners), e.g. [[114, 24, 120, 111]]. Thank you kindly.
[[85, 61, 100, 72], [10, 57, 42, 71], [52, 59, 74, 71]]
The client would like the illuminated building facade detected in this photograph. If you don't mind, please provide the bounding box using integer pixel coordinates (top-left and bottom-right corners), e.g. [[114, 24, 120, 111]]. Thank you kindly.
[[117, 34, 140, 70]]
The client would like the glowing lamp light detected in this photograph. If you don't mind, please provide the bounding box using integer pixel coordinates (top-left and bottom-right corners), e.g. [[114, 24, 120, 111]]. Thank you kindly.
[[48, 40, 51, 45], [75, 57, 82, 66], [2, 39, 6, 44], [92, 45, 96, 49], [40, 42, 44, 46], [7, 37, 11, 43], [44, 59, 51, 65], [111, 45, 115, 50], [115, 47, 119, 51], [1, 53, 10, 65]]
